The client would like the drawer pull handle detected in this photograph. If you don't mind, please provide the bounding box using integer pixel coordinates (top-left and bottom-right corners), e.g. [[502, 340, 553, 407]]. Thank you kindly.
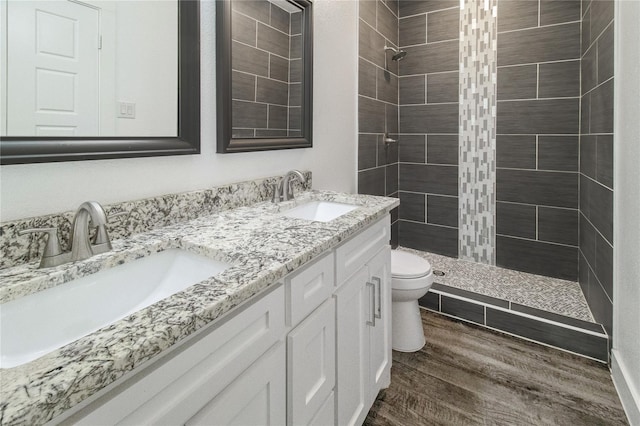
[[366, 281, 376, 327], [372, 276, 382, 320]]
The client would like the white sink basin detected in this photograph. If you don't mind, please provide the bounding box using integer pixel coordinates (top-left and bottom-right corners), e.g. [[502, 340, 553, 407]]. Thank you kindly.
[[281, 201, 358, 222], [0, 249, 230, 368]]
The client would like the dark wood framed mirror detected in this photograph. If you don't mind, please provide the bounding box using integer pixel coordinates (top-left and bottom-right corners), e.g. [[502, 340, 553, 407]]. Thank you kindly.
[[216, 0, 312, 153], [0, 0, 200, 165]]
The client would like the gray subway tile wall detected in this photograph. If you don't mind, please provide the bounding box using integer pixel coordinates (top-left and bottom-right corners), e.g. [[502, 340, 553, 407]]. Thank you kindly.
[[580, 0, 614, 337], [270, 55, 289, 82], [496, 236, 578, 281], [399, 14, 426, 46], [399, 104, 458, 133], [399, 164, 458, 196], [496, 99, 580, 134], [495, 0, 582, 281], [496, 203, 537, 239], [538, 61, 581, 98], [497, 65, 538, 100], [398, 221, 459, 257], [496, 135, 537, 169], [357, 0, 400, 242], [537, 207, 579, 246], [426, 7, 459, 42], [539, 0, 581, 26], [399, 191, 425, 222], [426, 72, 458, 103], [398, 134, 425, 162], [537, 136, 579, 172], [231, 4, 302, 137], [396, 0, 460, 257], [426, 134, 458, 165], [496, 0, 539, 32], [497, 23, 581, 66], [426, 195, 458, 228], [399, 0, 458, 17]]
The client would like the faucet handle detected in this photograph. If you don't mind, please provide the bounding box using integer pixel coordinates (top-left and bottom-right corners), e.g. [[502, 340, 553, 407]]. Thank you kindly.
[[90, 211, 126, 244], [271, 181, 283, 203], [285, 180, 295, 200], [18, 228, 63, 258], [18, 228, 69, 267], [108, 211, 129, 221]]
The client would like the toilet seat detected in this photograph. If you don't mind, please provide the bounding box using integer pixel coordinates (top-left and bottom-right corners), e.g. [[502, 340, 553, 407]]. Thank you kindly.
[[391, 251, 432, 279]]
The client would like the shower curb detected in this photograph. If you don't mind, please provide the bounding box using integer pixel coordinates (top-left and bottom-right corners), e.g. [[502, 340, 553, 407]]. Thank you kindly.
[[419, 283, 609, 363]]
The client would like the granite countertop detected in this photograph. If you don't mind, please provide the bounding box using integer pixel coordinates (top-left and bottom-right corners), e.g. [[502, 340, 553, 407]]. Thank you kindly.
[[0, 190, 398, 425]]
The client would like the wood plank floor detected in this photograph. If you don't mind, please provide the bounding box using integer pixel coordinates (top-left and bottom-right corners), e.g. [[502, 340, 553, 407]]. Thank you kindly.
[[365, 310, 628, 426]]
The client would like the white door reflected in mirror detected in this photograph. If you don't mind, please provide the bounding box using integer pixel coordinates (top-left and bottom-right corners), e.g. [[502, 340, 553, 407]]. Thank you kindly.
[[1, 0, 178, 137]]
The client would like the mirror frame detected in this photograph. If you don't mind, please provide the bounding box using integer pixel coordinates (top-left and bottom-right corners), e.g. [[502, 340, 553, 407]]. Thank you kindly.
[[216, 0, 312, 153], [0, 0, 200, 165]]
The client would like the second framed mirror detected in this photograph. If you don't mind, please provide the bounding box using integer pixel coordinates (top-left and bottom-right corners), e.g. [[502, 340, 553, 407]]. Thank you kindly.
[[216, 0, 312, 153]]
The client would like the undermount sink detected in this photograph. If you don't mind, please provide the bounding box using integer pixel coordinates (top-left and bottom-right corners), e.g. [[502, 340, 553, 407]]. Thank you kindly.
[[281, 201, 358, 222], [0, 249, 230, 369]]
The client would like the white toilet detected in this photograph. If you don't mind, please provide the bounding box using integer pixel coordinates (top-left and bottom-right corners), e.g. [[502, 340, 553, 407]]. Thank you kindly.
[[391, 250, 434, 352]]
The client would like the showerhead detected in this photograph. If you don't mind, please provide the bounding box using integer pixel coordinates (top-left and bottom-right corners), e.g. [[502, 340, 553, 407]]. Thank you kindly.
[[384, 46, 407, 61]]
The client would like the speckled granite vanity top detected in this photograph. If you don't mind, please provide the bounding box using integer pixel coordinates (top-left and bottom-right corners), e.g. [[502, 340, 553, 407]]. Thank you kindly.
[[0, 190, 398, 425]]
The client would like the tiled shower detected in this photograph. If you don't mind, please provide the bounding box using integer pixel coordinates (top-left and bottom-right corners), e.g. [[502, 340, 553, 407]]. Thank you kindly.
[[357, 0, 615, 349]]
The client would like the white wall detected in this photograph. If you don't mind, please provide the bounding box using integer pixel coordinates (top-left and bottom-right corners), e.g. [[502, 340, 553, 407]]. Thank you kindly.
[[612, 0, 640, 423], [0, 0, 358, 221], [114, 1, 178, 136]]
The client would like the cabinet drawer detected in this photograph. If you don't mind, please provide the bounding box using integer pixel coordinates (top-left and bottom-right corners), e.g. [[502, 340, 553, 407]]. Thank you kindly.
[[335, 218, 390, 285], [68, 285, 285, 425], [286, 252, 334, 327]]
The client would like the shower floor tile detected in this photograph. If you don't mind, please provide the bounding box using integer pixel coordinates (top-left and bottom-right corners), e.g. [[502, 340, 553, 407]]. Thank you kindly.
[[397, 246, 595, 323]]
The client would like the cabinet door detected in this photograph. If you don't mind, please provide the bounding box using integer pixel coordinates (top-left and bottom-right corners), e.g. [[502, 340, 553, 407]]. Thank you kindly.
[[184, 342, 286, 426], [335, 218, 390, 286], [287, 298, 336, 426], [309, 392, 335, 426], [335, 267, 371, 426], [368, 246, 392, 404]]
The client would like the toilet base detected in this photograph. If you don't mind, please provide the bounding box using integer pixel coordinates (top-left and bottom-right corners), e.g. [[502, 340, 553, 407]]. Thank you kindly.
[[391, 299, 426, 352]]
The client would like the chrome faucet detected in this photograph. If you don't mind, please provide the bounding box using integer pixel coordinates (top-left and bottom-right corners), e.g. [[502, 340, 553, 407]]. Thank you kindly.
[[273, 170, 307, 203], [19, 201, 114, 268]]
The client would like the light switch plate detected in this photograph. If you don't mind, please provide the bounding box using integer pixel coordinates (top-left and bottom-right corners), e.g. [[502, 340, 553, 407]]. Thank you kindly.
[[117, 102, 136, 119]]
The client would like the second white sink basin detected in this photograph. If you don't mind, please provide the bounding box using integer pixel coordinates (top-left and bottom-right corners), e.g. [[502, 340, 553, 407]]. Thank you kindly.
[[281, 201, 358, 222], [0, 249, 230, 369]]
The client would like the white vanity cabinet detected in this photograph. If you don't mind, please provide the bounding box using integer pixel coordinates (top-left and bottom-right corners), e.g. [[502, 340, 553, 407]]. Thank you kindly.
[[52, 216, 391, 426], [334, 226, 391, 426]]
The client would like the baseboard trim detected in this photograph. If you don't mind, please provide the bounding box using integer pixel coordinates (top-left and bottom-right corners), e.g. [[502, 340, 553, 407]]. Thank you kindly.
[[611, 350, 640, 425]]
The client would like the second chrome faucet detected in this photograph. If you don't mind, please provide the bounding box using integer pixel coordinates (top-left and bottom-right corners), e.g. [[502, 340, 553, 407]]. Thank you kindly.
[[272, 170, 307, 203]]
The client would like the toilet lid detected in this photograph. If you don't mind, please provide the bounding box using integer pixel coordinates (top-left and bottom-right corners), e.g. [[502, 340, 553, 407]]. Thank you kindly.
[[391, 251, 432, 279]]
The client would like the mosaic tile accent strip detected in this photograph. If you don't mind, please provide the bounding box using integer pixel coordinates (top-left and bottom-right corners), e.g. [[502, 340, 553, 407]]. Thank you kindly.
[[458, 0, 498, 264], [398, 246, 595, 322], [0, 173, 312, 270]]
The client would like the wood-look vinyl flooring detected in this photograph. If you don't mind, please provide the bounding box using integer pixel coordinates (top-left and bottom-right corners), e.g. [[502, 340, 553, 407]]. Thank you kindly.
[[365, 310, 628, 426]]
